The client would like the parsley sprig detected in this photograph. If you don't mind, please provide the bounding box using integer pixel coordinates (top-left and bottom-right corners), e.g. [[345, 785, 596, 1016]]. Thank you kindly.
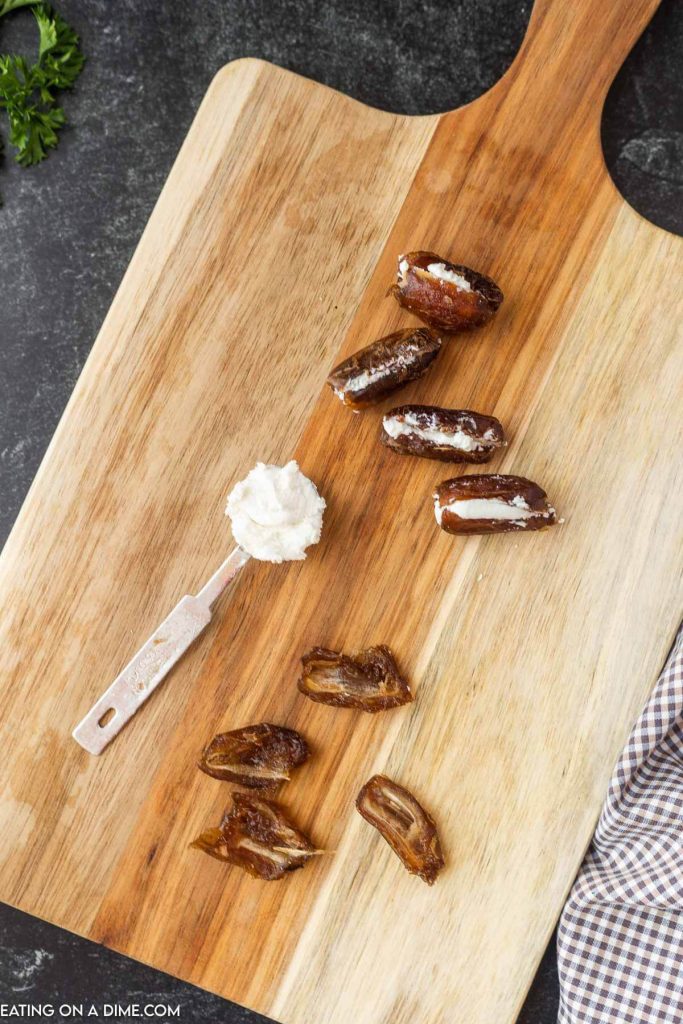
[[0, 1, 84, 166]]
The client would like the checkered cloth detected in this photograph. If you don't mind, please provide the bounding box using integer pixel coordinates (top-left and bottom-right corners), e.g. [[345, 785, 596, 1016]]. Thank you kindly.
[[558, 624, 683, 1023]]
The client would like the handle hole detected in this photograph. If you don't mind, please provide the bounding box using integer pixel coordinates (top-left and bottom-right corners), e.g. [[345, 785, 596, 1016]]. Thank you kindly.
[[98, 707, 116, 728]]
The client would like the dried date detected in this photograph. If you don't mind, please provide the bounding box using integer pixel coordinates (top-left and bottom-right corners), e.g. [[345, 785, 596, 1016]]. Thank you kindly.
[[327, 328, 441, 409], [391, 251, 503, 333], [198, 723, 310, 788], [191, 792, 321, 880], [190, 827, 230, 862], [434, 473, 557, 534], [382, 404, 505, 463], [298, 645, 413, 712], [356, 774, 444, 885]]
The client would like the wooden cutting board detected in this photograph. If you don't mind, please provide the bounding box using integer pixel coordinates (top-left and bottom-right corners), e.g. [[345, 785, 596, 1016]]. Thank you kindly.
[[1, 0, 681, 1021]]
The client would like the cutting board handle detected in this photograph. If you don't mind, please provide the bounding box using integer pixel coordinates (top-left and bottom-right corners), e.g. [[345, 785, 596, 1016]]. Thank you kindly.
[[489, 0, 661, 129]]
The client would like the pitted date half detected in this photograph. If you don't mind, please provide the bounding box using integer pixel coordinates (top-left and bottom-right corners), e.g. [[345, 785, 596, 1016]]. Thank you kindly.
[[191, 792, 321, 880], [391, 251, 503, 333], [382, 404, 505, 463], [434, 473, 557, 534], [198, 723, 310, 788], [298, 645, 413, 712], [356, 774, 444, 885], [326, 328, 441, 409]]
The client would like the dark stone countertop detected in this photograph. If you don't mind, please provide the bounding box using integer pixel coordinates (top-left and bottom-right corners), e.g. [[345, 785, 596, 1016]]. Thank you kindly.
[[1, 1, 681, 1020]]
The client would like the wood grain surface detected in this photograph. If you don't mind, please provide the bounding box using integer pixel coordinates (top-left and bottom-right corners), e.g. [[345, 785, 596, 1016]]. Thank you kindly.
[[1, 1, 681, 1022]]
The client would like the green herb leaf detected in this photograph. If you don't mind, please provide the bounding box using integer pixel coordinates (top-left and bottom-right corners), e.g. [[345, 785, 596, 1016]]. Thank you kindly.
[[34, 6, 84, 89], [35, 4, 58, 55], [0, 0, 41, 17], [0, 2, 84, 167]]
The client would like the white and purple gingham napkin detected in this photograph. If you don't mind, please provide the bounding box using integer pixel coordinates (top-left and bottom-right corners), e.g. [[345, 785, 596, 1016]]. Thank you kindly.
[[558, 624, 683, 1023]]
